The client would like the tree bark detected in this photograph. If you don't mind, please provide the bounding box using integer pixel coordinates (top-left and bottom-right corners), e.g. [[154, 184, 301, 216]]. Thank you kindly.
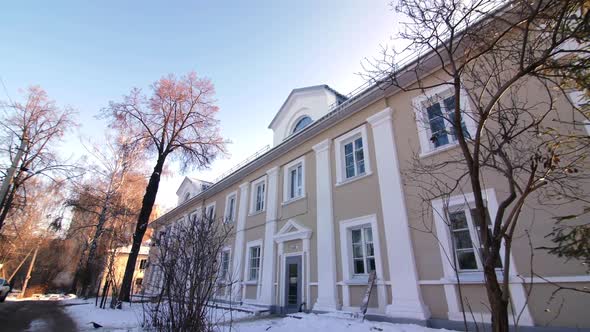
[[0, 184, 18, 230], [117, 155, 166, 303], [81, 198, 110, 298]]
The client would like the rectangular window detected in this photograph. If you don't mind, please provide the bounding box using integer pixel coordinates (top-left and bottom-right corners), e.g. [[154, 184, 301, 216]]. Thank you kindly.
[[139, 259, 147, 270], [351, 226, 375, 275], [225, 194, 236, 223], [248, 246, 261, 281], [426, 96, 470, 149], [220, 250, 230, 280], [288, 163, 303, 200], [344, 137, 365, 179], [255, 182, 265, 212], [449, 207, 502, 271], [206, 204, 215, 221]]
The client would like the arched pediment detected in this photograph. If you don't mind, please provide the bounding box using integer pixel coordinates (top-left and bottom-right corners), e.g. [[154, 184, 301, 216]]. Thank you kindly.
[[268, 85, 347, 146]]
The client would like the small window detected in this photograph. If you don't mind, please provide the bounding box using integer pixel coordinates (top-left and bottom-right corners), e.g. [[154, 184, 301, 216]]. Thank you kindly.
[[283, 157, 306, 203], [225, 193, 237, 223], [413, 86, 474, 155], [426, 96, 469, 148], [351, 226, 375, 275], [184, 192, 191, 202], [448, 207, 502, 271], [248, 246, 261, 281], [206, 203, 215, 221], [139, 259, 147, 270], [251, 178, 266, 213], [220, 250, 230, 280], [292, 116, 312, 134], [135, 278, 143, 286], [343, 136, 365, 179], [334, 125, 372, 184]]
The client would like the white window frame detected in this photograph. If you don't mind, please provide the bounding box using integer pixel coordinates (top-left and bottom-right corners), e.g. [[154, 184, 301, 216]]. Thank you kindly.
[[338, 214, 384, 283], [224, 191, 237, 223], [412, 85, 476, 157], [432, 189, 511, 279], [244, 239, 263, 284], [250, 176, 267, 214], [205, 202, 216, 221], [219, 246, 232, 282], [282, 156, 305, 204], [334, 125, 372, 185], [567, 91, 590, 135]]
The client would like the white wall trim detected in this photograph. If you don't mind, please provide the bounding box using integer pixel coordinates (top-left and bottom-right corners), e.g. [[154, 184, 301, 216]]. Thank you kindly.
[[249, 176, 267, 215], [367, 107, 430, 320], [260, 166, 279, 305], [431, 188, 533, 325], [338, 214, 387, 312], [312, 138, 340, 312], [411, 83, 476, 157], [274, 219, 312, 243], [224, 190, 238, 224], [333, 124, 372, 185], [282, 156, 306, 203]]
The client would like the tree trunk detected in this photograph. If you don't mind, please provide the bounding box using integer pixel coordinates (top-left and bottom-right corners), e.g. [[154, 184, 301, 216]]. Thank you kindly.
[[485, 262, 510, 332], [0, 184, 17, 231], [81, 199, 110, 298], [117, 155, 166, 303]]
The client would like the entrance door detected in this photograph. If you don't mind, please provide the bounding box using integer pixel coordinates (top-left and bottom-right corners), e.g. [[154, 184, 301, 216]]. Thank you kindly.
[[284, 256, 302, 313]]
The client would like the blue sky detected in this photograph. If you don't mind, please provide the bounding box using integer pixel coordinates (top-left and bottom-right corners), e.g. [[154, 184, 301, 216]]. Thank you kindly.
[[0, 1, 399, 211]]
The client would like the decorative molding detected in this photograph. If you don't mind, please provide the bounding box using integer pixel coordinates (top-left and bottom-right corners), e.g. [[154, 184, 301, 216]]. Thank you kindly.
[[368, 107, 430, 321], [312, 139, 330, 153]]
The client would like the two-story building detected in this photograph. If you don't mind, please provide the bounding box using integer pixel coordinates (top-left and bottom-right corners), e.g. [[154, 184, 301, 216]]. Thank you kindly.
[[144, 24, 589, 332]]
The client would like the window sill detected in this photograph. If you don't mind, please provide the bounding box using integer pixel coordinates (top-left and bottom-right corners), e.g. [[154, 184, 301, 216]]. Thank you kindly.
[[248, 210, 265, 217], [243, 280, 258, 285], [282, 195, 306, 206], [335, 171, 373, 187], [343, 277, 370, 285], [419, 143, 459, 159], [443, 270, 506, 284]]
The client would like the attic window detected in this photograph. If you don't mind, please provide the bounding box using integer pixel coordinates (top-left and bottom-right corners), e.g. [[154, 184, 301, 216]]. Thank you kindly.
[[184, 192, 191, 202], [292, 116, 312, 134]]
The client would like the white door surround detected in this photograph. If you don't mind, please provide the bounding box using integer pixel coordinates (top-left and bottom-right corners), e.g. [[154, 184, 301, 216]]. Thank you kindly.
[[367, 107, 430, 321], [275, 220, 312, 312]]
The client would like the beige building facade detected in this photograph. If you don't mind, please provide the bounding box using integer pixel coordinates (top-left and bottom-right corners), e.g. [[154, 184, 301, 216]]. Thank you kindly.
[[145, 66, 589, 329]]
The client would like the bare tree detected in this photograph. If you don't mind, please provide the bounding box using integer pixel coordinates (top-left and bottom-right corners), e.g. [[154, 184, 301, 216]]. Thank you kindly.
[[143, 212, 233, 332], [66, 136, 145, 297], [0, 86, 78, 231], [104, 72, 226, 303], [364, 1, 589, 331]]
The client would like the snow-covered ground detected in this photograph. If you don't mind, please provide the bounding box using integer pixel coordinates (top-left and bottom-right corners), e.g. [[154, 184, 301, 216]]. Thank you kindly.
[[63, 298, 145, 331], [63, 298, 455, 332], [223, 313, 454, 332]]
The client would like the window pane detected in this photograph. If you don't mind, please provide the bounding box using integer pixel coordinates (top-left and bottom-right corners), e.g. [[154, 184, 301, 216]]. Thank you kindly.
[[427, 102, 449, 147], [470, 208, 491, 227], [453, 230, 473, 249], [352, 244, 364, 258], [457, 250, 478, 270], [346, 165, 355, 178], [354, 259, 365, 274], [293, 116, 312, 133], [351, 229, 361, 243], [363, 227, 373, 242], [290, 169, 297, 198], [443, 96, 470, 140], [449, 211, 468, 229], [367, 258, 376, 272], [344, 142, 353, 155], [365, 243, 374, 257]]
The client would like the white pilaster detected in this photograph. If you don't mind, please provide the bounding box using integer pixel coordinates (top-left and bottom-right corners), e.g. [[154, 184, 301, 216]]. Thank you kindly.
[[231, 182, 249, 301], [367, 108, 430, 320], [312, 139, 340, 311], [260, 166, 279, 305]]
